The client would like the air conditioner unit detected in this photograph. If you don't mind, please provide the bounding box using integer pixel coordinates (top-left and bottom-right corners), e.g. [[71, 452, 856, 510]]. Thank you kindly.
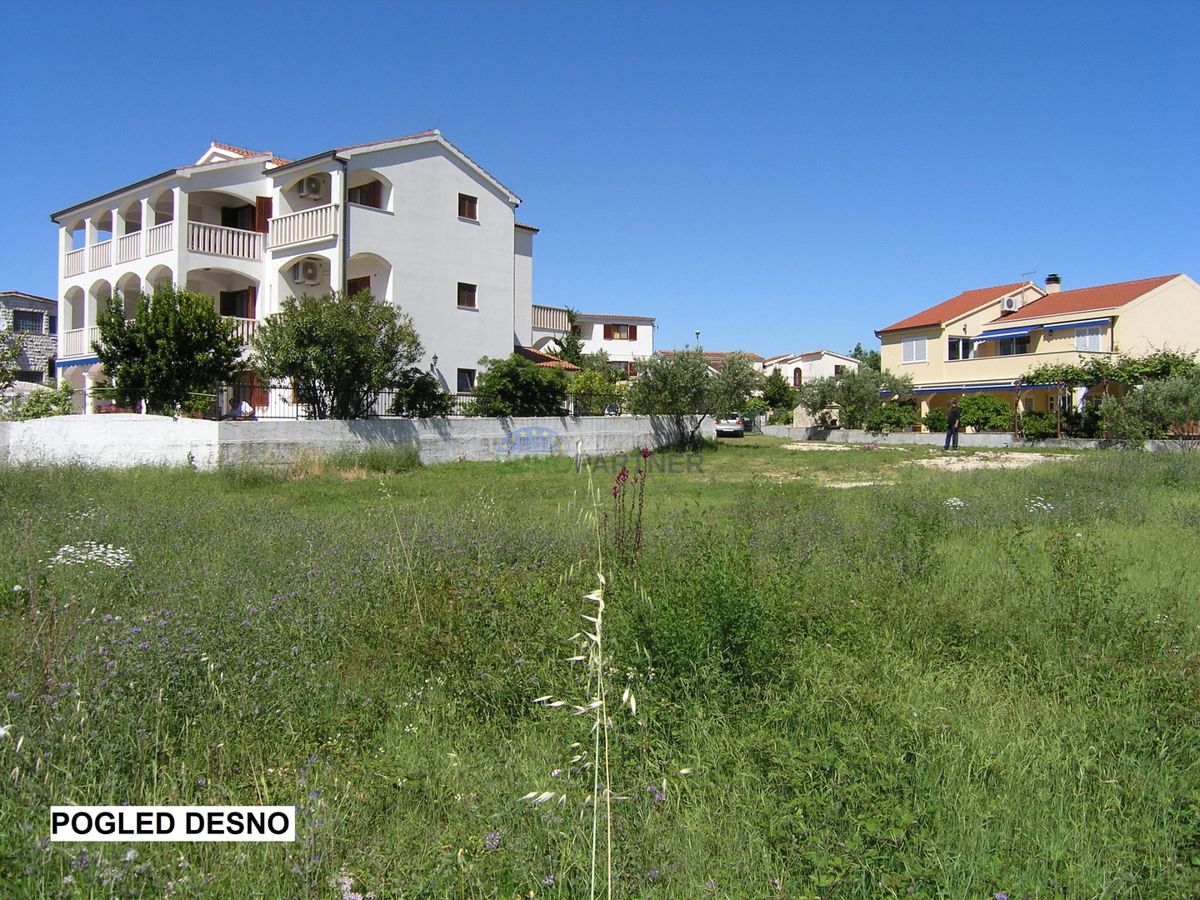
[[1001, 296, 1021, 312], [298, 175, 325, 200], [292, 259, 321, 285]]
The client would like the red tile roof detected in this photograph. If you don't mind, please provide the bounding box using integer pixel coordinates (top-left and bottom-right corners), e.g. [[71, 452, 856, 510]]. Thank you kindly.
[[515, 347, 580, 370], [515, 222, 539, 232], [210, 142, 267, 158], [877, 282, 1030, 334], [992, 275, 1180, 323], [578, 313, 656, 322]]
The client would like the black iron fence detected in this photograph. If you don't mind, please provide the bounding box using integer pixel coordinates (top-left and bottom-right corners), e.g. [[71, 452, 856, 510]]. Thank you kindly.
[[207, 382, 627, 420]]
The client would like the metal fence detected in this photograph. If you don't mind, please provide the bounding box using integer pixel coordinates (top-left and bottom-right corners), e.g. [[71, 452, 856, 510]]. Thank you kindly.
[[209, 382, 627, 420]]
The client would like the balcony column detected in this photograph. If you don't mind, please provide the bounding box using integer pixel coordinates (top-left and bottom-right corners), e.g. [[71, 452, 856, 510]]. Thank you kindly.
[[330, 166, 346, 292], [82, 370, 94, 416], [172, 186, 188, 273]]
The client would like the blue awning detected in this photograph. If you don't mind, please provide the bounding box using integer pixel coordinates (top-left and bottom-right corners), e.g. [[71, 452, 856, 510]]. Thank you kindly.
[[976, 325, 1037, 341], [1043, 318, 1111, 332], [56, 356, 99, 368]]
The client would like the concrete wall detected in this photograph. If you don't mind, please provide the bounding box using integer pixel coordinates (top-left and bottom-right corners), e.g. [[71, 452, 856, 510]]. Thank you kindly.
[[0, 414, 712, 471]]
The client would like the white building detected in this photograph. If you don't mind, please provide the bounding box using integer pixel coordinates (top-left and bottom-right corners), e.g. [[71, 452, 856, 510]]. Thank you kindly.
[[761, 349, 859, 387], [49, 132, 542, 404], [530, 310, 656, 376]]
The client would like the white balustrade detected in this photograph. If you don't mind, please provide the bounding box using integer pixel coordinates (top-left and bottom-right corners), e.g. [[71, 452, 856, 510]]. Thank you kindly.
[[226, 317, 258, 345], [145, 221, 173, 256], [268, 204, 339, 248], [89, 240, 112, 271], [64, 248, 86, 277], [61, 326, 104, 358], [116, 232, 141, 264], [188, 222, 263, 260]]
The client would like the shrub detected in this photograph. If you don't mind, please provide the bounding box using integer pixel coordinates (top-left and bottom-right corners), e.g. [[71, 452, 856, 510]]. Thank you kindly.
[[389, 368, 454, 418], [959, 393, 1013, 431], [7, 384, 74, 420], [922, 408, 948, 433], [865, 399, 921, 433], [471, 354, 568, 417], [1020, 410, 1058, 440]]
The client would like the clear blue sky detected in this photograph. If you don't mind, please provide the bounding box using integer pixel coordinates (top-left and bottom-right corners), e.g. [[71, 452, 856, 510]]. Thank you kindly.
[[2, 0, 1196, 357]]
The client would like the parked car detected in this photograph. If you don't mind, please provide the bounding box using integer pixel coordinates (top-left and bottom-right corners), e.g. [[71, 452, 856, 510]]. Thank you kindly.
[[714, 413, 745, 437]]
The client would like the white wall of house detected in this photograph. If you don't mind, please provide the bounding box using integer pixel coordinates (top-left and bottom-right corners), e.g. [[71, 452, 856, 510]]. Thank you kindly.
[[51, 133, 533, 404], [762, 350, 859, 386], [576, 315, 655, 368]]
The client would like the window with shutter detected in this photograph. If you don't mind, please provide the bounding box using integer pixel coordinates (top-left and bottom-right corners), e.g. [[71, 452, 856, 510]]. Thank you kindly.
[[1075, 326, 1102, 352], [457, 283, 477, 309], [603, 324, 613, 340], [901, 337, 927, 363], [347, 276, 371, 297], [348, 181, 383, 209], [628, 324, 637, 341], [458, 194, 478, 220], [254, 197, 272, 233]]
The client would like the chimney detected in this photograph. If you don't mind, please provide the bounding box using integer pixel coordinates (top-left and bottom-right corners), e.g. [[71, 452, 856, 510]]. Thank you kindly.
[[1045, 273, 1061, 294]]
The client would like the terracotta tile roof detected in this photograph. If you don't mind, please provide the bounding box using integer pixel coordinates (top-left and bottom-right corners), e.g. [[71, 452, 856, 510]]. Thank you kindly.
[[993, 275, 1180, 323], [515, 222, 539, 232], [877, 282, 1030, 334], [658, 350, 764, 369], [211, 142, 267, 158], [515, 347, 580, 370], [267, 157, 292, 167]]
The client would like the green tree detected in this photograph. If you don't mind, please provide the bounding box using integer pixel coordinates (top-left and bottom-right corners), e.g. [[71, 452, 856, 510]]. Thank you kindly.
[[761, 368, 796, 411], [251, 290, 422, 420], [958, 393, 1014, 432], [470, 354, 569, 417], [95, 284, 242, 414], [1098, 369, 1200, 445], [796, 367, 914, 429], [389, 368, 454, 418], [709, 351, 762, 414], [849, 342, 882, 372], [0, 331, 21, 394], [570, 368, 623, 415], [626, 348, 713, 448], [549, 308, 585, 367]]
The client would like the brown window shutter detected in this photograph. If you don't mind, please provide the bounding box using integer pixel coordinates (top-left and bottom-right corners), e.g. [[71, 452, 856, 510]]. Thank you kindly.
[[219, 291, 234, 317], [369, 181, 381, 208], [254, 197, 272, 233], [246, 285, 257, 319], [603, 324, 612, 340], [628, 324, 637, 341]]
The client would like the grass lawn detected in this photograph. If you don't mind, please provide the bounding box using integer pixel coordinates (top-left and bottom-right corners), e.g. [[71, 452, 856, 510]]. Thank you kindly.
[[2, 441, 1199, 899]]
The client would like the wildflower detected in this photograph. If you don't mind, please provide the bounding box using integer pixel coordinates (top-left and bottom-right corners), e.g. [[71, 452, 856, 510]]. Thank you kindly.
[[485, 831, 500, 850], [12, 585, 22, 592], [995, 894, 1008, 900], [647, 868, 660, 880], [705, 878, 717, 889], [641, 447, 651, 459], [542, 875, 555, 886]]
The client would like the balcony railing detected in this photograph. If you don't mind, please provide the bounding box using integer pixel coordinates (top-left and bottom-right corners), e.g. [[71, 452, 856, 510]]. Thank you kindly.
[[225, 317, 258, 345], [532, 304, 570, 332], [188, 222, 263, 260], [62, 326, 101, 358], [64, 248, 86, 277], [89, 241, 112, 271], [146, 221, 173, 256], [269, 204, 338, 249], [116, 232, 141, 264]]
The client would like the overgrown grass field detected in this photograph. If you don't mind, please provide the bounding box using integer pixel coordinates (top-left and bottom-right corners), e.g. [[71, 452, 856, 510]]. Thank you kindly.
[[2, 440, 1199, 899]]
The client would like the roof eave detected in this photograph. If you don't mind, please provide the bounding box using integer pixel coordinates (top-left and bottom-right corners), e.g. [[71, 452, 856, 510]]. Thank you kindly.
[[50, 169, 179, 223]]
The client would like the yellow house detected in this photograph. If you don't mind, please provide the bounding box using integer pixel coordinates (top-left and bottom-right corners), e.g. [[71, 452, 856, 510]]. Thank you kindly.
[[876, 273, 1200, 419]]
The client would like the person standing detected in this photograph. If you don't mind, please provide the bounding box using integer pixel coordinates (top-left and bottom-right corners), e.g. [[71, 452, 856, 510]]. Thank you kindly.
[[944, 398, 961, 450]]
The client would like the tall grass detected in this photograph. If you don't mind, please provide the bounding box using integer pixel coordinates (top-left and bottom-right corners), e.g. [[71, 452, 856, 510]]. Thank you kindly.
[[0, 448, 1198, 897]]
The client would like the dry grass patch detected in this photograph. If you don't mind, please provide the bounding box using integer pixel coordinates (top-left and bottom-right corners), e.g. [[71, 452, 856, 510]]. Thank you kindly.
[[908, 451, 1077, 472]]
